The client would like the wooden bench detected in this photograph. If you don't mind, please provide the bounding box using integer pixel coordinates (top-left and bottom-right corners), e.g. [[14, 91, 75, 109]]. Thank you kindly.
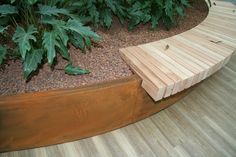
[[120, 0, 236, 101]]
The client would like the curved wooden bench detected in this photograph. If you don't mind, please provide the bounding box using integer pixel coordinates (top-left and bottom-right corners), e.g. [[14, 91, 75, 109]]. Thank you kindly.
[[120, 0, 236, 101], [0, 0, 235, 152]]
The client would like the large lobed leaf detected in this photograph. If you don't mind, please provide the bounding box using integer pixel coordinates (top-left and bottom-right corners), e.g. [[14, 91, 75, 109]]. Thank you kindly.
[[41, 17, 69, 46], [70, 32, 85, 51], [0, 4, 18, 15], [127, 0, 190, 30], [101, 9, 112, 28], [12, 25, 38, 60], [56, 40, 70, 60], [42, 31, 58, 65], [38, 4, 69, 17], [66, 19, 101, 41], [23, 49, 43, 80], [74, 0, 126, 28]]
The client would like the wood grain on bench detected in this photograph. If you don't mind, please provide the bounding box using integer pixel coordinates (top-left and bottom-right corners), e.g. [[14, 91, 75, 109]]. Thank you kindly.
[[120, 0, 236, 101]]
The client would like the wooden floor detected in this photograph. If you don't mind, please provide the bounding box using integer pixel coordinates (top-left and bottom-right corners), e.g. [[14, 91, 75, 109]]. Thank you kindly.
[[0, 53, 235, 157], [120, 0, 236, 101]]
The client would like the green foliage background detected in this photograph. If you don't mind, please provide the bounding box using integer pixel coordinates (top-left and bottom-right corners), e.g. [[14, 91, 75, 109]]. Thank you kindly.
[[0, 0, 189, 80]]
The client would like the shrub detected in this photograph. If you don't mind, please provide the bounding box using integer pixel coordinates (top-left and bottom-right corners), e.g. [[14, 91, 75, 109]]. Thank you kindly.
[[0, 0, 190, 81], [126, 0, 190, 30], [72, 0, 126, 28], [0, 0, 101, 80], [72, 0, 190, 30]]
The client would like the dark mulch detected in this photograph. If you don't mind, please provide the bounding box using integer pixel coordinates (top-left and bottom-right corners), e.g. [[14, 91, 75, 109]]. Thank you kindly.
[[0, 0, 208, 96]]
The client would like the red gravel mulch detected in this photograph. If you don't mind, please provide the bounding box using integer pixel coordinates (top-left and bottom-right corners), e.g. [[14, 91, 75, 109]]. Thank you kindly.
[[0, 0, 208, 95]]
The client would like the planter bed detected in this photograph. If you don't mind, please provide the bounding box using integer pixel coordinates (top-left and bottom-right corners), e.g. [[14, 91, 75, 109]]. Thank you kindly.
[[0, 0, 208, 96], [0, 0, 211, 153]]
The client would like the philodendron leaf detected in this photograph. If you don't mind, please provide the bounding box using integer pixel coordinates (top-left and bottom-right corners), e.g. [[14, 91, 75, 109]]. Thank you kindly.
[[0, 4, 18, 15], [102, 9, 112, 28], [66, 19, 101, 41], [70, 32, 85, 50], [54, 25, 69, 46], [175, 6, 184, 17], [38, 4, 69, 17], [42, 31, 59, 65], [0, 45, 7, 64], [84, 36, 91, 49], [12, 25, 38, 60], [64, 63, 90, 75], [41, 17, 69, 46], [23, 49, 43, 80], [57, 40, 70, 60]]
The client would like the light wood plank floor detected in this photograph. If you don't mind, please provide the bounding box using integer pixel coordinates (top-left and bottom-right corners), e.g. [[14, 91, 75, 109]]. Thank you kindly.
[[1, 54, 235, 157]]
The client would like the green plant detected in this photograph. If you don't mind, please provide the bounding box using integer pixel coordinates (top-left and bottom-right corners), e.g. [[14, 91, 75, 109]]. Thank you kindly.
[[126, 0, 190, 30], [72, 0, 126, 28], [69, 0, 190, 30], [0, 0, 190, 81], [0, 0, 101, 80]]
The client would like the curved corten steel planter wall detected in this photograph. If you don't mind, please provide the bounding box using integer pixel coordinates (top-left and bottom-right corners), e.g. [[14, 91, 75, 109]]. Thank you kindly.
[[0, 75, 194, 152]]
